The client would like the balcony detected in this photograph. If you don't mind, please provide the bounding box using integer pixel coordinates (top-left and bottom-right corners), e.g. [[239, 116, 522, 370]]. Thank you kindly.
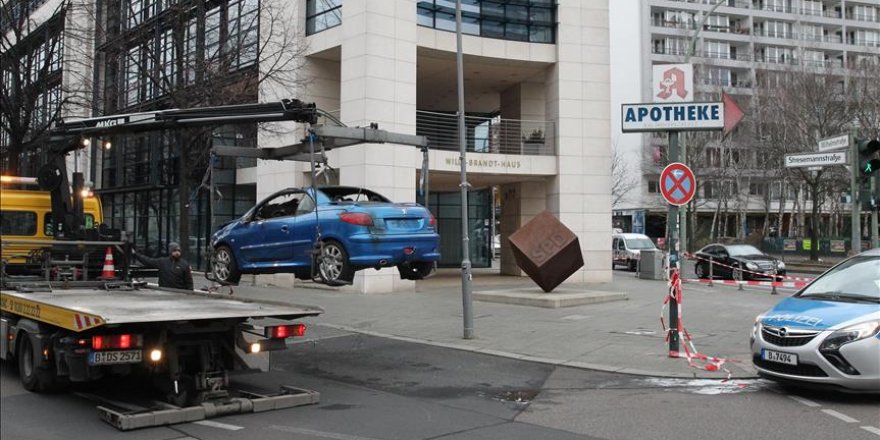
[[416, 111, 555, 156]]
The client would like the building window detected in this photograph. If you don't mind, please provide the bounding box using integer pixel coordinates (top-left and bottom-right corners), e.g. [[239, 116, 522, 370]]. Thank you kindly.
[[306, 0, 342, 35], [227, 0, 259, 69], [704, 40, 730, 59], [417, 0, 556, 44], [648, 180, 659, 193]]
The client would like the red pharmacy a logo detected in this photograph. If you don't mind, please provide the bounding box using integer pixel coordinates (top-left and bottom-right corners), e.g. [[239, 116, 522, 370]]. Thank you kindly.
[[657, 67, 688, 100]]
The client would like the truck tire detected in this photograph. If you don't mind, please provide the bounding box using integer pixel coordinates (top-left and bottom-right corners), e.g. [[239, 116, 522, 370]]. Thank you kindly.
[[212, 245, 241, 284], [17, 333, 58, 392]]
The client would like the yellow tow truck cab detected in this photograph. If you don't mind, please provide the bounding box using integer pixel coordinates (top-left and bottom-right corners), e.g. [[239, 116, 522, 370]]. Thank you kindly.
[[0, 176, 103, 266]]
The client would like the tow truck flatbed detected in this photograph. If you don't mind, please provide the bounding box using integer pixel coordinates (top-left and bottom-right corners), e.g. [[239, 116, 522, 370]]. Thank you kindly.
[[1, 285, 322, 332]]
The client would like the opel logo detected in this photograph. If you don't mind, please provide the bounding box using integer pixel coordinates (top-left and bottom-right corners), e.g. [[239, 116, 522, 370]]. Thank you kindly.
[[779, 327, 788, 337]]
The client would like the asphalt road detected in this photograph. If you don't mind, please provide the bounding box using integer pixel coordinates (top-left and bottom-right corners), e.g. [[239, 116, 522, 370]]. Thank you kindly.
[[2, 325, 877, 440]]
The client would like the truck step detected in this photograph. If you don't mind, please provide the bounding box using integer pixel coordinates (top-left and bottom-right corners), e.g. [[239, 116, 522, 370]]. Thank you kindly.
[[95, 386, 319, 431]]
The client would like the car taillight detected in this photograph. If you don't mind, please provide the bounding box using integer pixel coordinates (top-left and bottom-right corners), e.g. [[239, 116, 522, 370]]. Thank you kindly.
[[91, 334, 143, 350], [340, 212, 373, 226], [429, 214, 437, 227], [265, 324, 306, 339]]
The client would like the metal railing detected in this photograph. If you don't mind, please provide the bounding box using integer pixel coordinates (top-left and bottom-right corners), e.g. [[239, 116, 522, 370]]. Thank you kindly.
[[416, 111, 555, 156]]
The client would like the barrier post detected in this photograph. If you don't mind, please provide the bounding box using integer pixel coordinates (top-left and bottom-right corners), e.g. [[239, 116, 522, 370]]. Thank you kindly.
[[771, 268, 778, 295], [736, 265, 744, 291], [707, 256, 713, 287]]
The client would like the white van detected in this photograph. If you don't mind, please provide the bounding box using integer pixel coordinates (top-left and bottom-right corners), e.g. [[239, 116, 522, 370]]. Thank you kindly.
[[612, 233, 657, 271]]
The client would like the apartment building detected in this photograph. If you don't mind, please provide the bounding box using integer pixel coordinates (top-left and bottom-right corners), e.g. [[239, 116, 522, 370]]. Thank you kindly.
[[612, 0, 880, 244]]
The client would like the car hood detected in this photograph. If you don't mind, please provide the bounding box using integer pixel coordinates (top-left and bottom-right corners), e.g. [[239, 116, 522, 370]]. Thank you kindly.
[[761, 297, 879, 330]]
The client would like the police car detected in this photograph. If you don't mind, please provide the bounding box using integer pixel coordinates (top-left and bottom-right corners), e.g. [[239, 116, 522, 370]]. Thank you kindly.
[[751, 248, 880, 393]]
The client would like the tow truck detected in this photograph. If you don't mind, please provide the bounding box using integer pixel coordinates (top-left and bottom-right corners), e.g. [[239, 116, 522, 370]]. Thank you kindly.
[[0, 100, 331, 430], [1, 98, 432, 430]]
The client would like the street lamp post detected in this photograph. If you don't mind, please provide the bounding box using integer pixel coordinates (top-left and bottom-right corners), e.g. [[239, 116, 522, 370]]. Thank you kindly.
[[679, 0, 726, 254]]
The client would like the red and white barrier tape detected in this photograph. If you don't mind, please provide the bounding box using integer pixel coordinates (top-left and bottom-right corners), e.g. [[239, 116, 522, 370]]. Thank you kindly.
[[682, 278, 808, 289], [682, 252, 815, 283], [660, 269, 738, 380]]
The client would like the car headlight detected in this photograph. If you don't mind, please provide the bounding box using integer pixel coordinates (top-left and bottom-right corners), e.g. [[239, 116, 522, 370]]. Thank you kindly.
[[776, 261, 785, 269], [819, 320, 880, 352], [746, 262, 758, 270], [750, 316, 763, 346]]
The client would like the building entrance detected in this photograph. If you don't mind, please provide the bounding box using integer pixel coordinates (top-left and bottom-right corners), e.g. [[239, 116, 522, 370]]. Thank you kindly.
[[428, 189, 493, 268]]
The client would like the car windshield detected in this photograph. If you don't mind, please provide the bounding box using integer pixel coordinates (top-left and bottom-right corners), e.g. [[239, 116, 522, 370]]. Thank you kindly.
[[626, 238, 655, 250], [797, 255, 880, 302], [319, 187, 390, 203], [726, 245, 763, 257]]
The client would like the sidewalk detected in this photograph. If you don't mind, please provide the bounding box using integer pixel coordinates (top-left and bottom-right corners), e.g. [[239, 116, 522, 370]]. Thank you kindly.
[[219, 267, 788, 381]]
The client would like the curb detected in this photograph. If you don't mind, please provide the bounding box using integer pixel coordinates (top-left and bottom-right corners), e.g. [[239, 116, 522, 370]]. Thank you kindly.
[[317, 323, 760, 380]]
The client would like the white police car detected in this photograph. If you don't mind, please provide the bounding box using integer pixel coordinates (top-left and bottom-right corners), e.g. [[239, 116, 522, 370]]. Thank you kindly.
[[751, 248, 880, 393]]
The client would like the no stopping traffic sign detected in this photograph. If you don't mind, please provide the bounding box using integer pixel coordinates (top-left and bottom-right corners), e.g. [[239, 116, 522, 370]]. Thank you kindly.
[[660, 163, 696, 206]]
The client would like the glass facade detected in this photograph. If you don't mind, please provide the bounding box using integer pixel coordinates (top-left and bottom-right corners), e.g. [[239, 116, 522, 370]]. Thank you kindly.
[[305, 0, 556, 43], [417, 0, 556, 43], [306, 0, 342, 35]]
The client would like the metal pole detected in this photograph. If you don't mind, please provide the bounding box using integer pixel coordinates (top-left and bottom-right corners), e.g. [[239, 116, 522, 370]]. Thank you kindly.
[[456, 0, 474, 340], [679, 1, 725, 255], [851, 131, 861, 254], [667, 131, 680, 355], [872, 176, 879, 248]]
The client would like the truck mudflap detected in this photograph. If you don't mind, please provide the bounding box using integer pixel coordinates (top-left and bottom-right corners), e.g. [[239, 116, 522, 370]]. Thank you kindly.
[[96, 385, 320, 431]]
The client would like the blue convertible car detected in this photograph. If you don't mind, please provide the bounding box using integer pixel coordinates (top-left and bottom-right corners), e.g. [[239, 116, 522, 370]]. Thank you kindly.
[[210, 186, 440, 285]]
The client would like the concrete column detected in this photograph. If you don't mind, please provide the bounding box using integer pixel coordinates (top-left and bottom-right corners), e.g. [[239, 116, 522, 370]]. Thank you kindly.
[[335, 0, 419, 293], [545, 0, 612, 284]]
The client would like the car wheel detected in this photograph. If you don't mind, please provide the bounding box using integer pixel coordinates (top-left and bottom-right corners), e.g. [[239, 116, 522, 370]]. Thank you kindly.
[[317, 240, 354, 285], [212, 245, 241, 284], [732, 266, 743, 281], [18, 333, 58, 392], [696, 263, 707, 279], [628, 259, 637, 271], [398, 261, 436, 280]]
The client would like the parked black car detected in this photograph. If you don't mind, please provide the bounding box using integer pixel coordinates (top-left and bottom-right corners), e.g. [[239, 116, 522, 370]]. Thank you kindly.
[[693, 243, 786, 280]]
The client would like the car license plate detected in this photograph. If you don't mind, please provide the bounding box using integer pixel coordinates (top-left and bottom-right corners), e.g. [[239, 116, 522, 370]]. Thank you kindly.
[[762, 349, 797, 366], [386, 219, 419, 229], [89, 350, 142, 366]]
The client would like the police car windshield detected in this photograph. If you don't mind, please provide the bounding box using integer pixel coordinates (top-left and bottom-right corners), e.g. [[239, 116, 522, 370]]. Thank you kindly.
[[626, 238, 656, 250], [797, 256, 880, 301]]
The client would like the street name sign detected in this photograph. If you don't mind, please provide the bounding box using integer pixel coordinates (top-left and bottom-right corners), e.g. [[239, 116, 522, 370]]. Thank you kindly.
[[784, 151, 848, 168], [660, 162, 696, 206], [817, 134, 849, 152]]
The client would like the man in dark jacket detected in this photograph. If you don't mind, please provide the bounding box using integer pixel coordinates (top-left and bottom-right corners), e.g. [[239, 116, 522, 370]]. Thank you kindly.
[[133, 242, 194, 290]]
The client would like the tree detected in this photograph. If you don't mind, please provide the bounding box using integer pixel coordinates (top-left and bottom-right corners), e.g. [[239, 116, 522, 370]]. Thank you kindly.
[[90, 0, 308, 256], [0, 0, 93, 175], [611, 137, 637, 208], [755, 68, 854, 260]]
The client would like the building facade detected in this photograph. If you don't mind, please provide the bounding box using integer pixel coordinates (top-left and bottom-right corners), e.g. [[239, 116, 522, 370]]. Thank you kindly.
[[4, 0, 614, 294], [612, 0, 880, 248]]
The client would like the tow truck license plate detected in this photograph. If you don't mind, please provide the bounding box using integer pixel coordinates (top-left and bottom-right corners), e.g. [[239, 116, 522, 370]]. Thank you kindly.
[[89, 350, 142, 365], [762, 349, 797, 366]]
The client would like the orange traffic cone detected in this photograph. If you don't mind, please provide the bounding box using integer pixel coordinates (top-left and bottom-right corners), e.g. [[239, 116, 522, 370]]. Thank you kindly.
[[101, 247, 116, 280]]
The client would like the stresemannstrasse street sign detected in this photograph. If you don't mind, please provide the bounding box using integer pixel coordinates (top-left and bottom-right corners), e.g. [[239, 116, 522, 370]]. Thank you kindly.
[[621, 102, 723, 132], [784, 151, 848, 168]]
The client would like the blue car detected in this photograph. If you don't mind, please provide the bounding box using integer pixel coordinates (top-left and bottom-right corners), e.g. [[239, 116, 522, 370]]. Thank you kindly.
[[751, 248, 880, 393], [210, 186, 440, 285]]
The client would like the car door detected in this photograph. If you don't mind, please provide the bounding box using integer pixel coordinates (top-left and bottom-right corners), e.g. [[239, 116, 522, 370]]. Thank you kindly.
[[715, 246, 734, 278], [612, 237, 620, 264], [291, 191, 320, 269], [238, 191, 301, 264]]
